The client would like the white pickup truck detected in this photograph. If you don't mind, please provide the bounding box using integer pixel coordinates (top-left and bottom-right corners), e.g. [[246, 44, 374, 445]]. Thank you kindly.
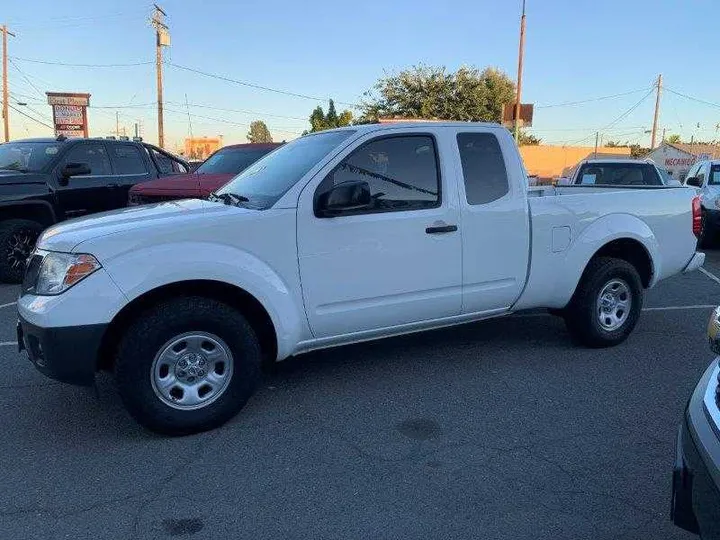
[[18, 122, 704, 435]]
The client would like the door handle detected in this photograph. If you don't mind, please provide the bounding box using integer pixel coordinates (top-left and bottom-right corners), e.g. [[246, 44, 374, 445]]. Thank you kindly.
[[426, 224, 458, 234]]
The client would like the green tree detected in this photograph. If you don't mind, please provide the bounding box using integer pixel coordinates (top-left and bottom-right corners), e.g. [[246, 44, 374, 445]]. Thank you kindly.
[[306, 100, 353, 133], [518, 130, 541, 146], [667, 134, 681, 144], [247, 120, 273, 143], [358, 64, 515, 123], [605, 140, 621, 148]]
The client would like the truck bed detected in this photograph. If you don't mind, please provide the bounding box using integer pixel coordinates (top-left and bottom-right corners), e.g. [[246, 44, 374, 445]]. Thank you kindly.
[[514, 184, 698, 311]]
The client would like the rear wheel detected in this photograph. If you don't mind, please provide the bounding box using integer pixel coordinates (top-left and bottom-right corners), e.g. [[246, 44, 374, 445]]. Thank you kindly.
[[0, 219, 43, 283], [563, 257, 643, 348], [114, 296, 261, 435]]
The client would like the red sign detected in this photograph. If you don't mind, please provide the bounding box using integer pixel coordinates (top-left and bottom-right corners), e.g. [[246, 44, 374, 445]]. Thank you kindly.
[[665, 157, 696, 167], [47, 92, 90, 138]]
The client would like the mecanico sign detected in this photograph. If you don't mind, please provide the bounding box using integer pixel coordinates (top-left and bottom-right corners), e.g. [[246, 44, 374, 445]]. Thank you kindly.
[[46, 92, 91, 138]]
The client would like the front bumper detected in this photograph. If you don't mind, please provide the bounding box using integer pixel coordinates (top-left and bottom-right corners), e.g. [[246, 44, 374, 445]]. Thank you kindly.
[[18, 314, 107, 386], [672, 360, 720, 538]]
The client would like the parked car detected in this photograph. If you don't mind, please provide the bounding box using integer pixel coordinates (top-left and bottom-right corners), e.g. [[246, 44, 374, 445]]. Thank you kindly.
[[571, 159, 678, 186], [18, 122, 704, 434], [0, 136, 188, 282], [128, 143, 282, 205], [683, 160, 720, 247], [671, 306, 720, 539]]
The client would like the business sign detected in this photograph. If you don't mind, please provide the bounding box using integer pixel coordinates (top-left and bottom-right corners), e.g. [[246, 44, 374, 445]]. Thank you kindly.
[[502, 103, 534, 128], [46, 92, 91, 138]]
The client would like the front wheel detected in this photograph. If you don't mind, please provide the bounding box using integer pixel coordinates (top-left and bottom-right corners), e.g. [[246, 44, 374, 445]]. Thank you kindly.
[[114, 296, 261, 435], [0, 219, 43, 283], [563, 257, 643, 348]]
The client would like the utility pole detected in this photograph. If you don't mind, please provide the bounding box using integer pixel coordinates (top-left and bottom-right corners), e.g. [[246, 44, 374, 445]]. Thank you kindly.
[[662, 127, 666, 143], [134, 122, 139, 139], [650, 74, 662, 149], [115, 111, 120, 137], [513, 0, 527, 143], [2, 25, 16, 142], [594, 131, 599, 158], [151, 5, 169, 148]]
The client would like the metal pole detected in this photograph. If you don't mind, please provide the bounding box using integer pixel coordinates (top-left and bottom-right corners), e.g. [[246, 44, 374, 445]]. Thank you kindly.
[[594, 131, 599, 158], [650, 74, 662, 149], [156, 30, 164, 148], [1, 25, 15, 142], [152, 5, 167, 149], [116, 111, 119, 137], [514, 0, 526, 143]]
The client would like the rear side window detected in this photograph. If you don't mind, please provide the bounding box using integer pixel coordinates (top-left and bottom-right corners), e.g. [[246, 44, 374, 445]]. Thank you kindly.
[[61, 143, 111, 176], [575, 163, 662, 186], [111, 145, 147, 174], [457, 133, 509, 205], [710, 165, 720, 185]]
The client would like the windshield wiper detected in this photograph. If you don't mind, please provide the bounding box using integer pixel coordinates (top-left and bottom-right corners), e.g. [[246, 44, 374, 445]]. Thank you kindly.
[[209, 192, 250, 206]]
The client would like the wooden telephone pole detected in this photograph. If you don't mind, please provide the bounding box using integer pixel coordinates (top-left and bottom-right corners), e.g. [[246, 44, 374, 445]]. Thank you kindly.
[[650, 74, 662, 149], [2, 25, 16, 143], [151, 5, 169, 148], [513, 0, 527, 143]]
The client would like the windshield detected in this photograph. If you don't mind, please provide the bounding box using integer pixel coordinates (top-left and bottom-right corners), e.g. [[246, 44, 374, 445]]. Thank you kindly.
[[197, 147, 276, 175], [217, 130, 355, 208], [0, 142, 62, 173], [574, 162, 662, 186]]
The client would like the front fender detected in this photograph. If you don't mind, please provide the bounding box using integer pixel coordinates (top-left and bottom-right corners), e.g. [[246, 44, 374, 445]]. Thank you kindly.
[[100, 241, 306, 360]]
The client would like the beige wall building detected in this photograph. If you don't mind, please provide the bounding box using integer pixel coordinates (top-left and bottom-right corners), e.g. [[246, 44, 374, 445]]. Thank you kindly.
[[520, 145, 632, 182]]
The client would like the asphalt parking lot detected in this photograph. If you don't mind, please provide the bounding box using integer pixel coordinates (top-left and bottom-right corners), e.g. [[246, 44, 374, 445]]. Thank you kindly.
[[2, 254, 720, 540]]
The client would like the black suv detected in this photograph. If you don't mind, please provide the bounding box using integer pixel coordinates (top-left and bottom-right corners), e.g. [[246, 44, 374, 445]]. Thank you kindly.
[[0, 136, 188, 282]]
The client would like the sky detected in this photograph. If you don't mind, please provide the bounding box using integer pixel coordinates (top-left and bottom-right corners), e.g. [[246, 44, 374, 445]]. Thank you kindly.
[[3, 0, 720, 151]]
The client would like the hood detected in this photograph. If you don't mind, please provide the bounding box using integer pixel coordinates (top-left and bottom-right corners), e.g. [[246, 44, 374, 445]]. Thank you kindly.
[[130, 173, 235, 197], [39, 198, 246, 252]]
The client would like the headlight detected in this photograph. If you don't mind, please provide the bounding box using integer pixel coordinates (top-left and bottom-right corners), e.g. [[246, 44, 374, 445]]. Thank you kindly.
[[35, 252, 102, 295]]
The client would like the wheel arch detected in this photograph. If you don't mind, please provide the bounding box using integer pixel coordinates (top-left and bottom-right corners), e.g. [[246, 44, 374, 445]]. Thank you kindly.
[[0, 201, 57, 227], [98, 280, 278, 372]]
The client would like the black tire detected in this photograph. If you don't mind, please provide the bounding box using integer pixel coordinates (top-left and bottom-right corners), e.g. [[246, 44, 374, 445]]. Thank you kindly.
[[114, 296, 261, 436], [699, 209, 714, 249], [563, 257, 643, 348], [0, 219, 43, 283]]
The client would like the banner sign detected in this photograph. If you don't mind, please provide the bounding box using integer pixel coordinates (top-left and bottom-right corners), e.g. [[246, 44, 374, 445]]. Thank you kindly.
[[46, 92, 91, 138]]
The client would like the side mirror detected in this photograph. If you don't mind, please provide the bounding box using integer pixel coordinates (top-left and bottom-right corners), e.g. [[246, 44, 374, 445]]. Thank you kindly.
[[316, 180, 372, 217], [686, 176, 702, 188], [61, 162, 91, 179]]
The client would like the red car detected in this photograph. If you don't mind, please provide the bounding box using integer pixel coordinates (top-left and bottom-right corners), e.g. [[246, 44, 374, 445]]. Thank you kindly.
[[128, 143, 282, 205]]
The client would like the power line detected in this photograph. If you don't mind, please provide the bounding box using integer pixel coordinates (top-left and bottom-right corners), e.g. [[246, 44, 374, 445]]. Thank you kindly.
[[9, 56, 152, 67], [536, 87, 652, 109], [565, 88, 655, 145], [166, 101, 307, 121], [166, 62, 358, 107], [9, 58, 44, 98], [163, 107, 303, 135], [8, 103, 53, 129], [664, 87, 720, 110]]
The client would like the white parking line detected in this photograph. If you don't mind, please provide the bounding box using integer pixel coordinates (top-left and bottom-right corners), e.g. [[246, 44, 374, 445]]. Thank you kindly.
[[0, 301, 16, 309], [0, 342, 17, 347], [514, 304, 717, 319], [642, 304, 716, 311], [700, 266, 720, 286]]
